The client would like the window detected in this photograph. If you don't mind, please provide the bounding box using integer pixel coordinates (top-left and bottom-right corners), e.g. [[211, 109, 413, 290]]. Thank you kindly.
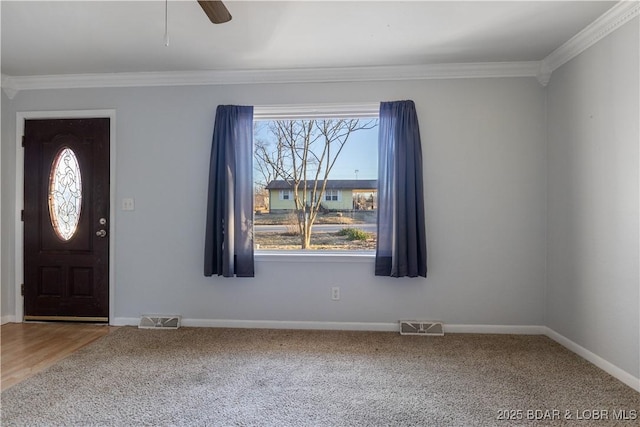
[[279, 190, 293, 200], [253, 104, 379, 251], [49, 147, 82, 241], [325, 190, 340, 201]]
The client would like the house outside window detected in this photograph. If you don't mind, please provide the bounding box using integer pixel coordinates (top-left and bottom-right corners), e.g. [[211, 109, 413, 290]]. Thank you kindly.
[[265, 180, 375, 213]]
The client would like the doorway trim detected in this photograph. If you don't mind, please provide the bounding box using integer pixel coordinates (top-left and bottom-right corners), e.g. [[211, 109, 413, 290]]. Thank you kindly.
[[15, 110, 116, 324]]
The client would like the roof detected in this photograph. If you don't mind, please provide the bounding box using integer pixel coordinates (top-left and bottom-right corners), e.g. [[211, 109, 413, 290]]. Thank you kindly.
[[266, 179, 377, 191]]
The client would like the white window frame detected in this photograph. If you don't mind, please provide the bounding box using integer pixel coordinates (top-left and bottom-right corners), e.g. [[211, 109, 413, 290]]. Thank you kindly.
[[254, 103, 379, 121], [253, 103, 379, 259], [279, 190, 293, 200], [325, 189, 341, 202]]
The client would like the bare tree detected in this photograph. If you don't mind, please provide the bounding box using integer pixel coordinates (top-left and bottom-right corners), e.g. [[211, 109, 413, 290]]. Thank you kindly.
[[253, 122, 278, 188], [253, 183, 269, 212], [256, 118, 377, 248]]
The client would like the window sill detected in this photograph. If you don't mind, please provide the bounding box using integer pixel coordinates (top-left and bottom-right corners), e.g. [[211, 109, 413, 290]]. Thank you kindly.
[[255, 250, 375, 263]]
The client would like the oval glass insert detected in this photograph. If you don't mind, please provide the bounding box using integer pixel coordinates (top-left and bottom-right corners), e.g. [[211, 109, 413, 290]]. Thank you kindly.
[[48, 147, 82, 241]]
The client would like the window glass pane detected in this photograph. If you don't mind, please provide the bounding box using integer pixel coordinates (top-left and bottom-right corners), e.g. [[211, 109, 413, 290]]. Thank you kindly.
[[254, 116, 378, 251], [48, 147, 82, 241]]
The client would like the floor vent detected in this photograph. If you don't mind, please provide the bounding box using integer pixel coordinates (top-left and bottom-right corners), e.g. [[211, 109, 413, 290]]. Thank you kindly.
[[139, 315, 181, 330], [399, 320, 444, 336]]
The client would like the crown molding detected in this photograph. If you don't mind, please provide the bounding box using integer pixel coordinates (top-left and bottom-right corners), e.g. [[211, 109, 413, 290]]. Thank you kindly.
[[3, 2, 637, 96], [538, 0, 640, 86], [1, 61, 540, 99]]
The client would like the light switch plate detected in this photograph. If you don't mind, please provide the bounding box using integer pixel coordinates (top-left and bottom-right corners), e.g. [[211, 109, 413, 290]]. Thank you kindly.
[[122, 198, 135, 211]]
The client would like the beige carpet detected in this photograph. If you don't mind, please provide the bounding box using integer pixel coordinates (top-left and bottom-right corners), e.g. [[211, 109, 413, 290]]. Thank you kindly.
[[1, 327, 638, 426]]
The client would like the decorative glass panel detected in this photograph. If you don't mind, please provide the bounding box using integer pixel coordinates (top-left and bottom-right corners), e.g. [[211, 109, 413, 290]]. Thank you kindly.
[[48, 147, 82, 241]]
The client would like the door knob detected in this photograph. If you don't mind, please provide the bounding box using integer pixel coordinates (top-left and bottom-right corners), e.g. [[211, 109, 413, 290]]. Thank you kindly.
[[96, 229, 107, 238]]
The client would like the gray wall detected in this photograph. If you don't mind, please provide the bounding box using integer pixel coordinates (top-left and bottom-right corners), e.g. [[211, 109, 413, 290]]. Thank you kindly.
[[546, 17, 640, 377], [1, 91, 15, 322], [0, 77, 547, 327]]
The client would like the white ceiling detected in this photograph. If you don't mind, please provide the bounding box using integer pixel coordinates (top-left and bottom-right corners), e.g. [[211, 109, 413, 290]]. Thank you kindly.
[[1, 1, 617, 77]]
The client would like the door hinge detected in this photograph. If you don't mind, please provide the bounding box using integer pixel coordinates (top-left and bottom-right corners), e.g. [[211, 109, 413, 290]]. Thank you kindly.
[[21, 284, 24, 296], [21, 210, 25, 221], [21, 135, 25, 147]]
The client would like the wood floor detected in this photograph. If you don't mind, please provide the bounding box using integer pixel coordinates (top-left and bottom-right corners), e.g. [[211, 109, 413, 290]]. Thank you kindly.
[[1, 322, 116, 391]]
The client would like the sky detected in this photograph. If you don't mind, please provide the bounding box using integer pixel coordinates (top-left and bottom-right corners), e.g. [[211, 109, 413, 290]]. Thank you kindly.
[[253, 120, 378, 183], [328, 124, 378, 180]]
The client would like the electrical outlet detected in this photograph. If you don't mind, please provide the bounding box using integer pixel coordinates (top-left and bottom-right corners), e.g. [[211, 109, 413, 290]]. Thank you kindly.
[[331, 286, 340, 301]]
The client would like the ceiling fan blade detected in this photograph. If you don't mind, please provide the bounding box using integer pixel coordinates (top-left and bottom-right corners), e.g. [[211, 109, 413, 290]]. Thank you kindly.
[[198, 0, 232, 24]]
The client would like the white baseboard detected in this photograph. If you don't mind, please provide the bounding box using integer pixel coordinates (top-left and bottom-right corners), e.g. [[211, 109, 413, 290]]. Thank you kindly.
[[444, 324, 545, 335], [113, 318, 545, 334], [1, 315, 16, 325], [113, 317, 399, 331], [184, 319, 401, 331], [544, 327, 640, 393], [111, 317, 138, 326]]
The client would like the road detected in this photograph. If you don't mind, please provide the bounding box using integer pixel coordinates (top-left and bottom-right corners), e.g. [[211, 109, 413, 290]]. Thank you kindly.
[[255, 224, 376, 233]]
